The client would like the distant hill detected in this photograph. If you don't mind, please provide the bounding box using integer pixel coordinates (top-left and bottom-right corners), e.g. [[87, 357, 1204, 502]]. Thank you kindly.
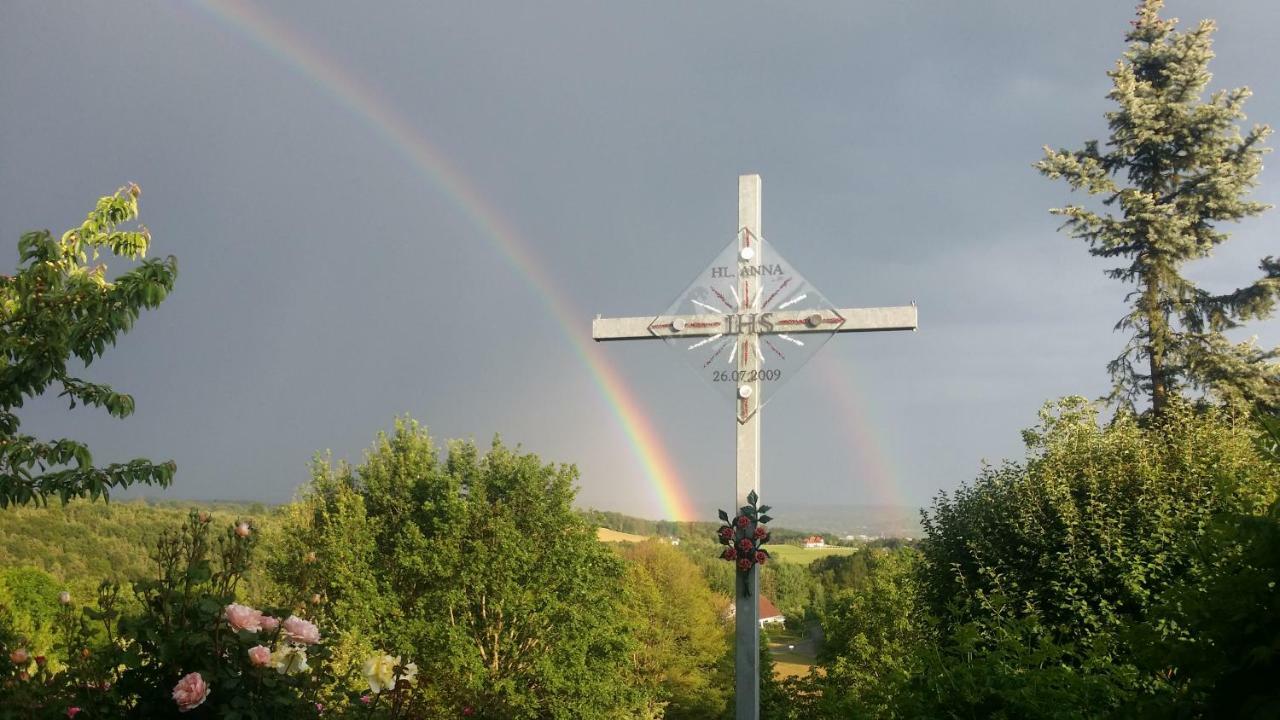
[[779, 504, 922, 539], [581, 504, 922, 541], [0, 498, 272, 595]]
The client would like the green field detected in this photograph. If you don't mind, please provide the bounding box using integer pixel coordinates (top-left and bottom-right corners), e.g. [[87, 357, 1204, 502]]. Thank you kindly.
[[768, 544, 857, 565]]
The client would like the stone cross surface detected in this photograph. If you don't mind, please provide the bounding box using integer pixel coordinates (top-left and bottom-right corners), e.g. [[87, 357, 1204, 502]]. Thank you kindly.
[[591, 174, 917, 720]]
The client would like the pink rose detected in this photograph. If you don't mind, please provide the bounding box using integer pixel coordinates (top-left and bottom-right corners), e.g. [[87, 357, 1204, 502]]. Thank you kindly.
[[360, 694, 372, 705], [718, 526, 733, 539], [235, 522, 251, 538], [281, 615, 321, 645], [172, 671, 210, 713], [737, 558, 753, 571], [722, 547, 737, 561], [9, 648, 28, 665], [736, 515, 750, 528], [259, 615, 279, 632], [65, 708, 82, 718], [755, 551, 767, 564], [754, 526, 767, 539], [248, 645, 271, 667], [224, 603, 264, 632], [738, 538, 754, 551]]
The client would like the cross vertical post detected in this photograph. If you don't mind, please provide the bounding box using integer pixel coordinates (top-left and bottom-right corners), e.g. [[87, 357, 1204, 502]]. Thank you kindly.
[[734, 174, 761, 720]]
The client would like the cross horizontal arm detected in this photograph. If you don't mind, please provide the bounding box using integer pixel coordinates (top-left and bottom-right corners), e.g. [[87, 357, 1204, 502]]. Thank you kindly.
[[806, 305, 918, 334], [592, 313, 724, 341], [592, 305, 917, 342]]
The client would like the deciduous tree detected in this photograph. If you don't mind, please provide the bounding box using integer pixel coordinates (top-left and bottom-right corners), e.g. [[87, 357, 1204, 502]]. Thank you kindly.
[[276, 419, 647, 718], [0, 186, 177, 506]]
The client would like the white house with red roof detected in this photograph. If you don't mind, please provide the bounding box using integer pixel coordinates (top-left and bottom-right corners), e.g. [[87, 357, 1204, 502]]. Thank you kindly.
[[802, 535, 826, 549], [726, 595, 786, 628]]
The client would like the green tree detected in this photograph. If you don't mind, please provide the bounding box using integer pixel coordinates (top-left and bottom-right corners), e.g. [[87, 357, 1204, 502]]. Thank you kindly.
[[1036, 0, 1280, 414], [274, 419, 647, 718], [619, 540, 729, 719], [1130, 499, 1280, 718], [789, 548, 924, 719], [921, 398, 1278, 645], [916, 397, 1279, 716], [0, 185, 177, 506], [0, 566, 62, 660]]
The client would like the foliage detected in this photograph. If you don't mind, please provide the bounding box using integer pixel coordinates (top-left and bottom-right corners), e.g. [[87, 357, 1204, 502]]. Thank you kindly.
[[1128, 499, 1280, 718], [0, 499, 269, 600], [272, 418, 646, 719], [909, 398, 1279, 716], [905, 608, 1139, 720], [1036, 0, 1280, 413], [0, 567, 62, 662], [786, 548, 925, 719], [920, 397, 1278, 646], [0, 185, 178, 506], [758, 561, 815, 618], [0, 511, 341, 719], [619, 540, 729, 719]]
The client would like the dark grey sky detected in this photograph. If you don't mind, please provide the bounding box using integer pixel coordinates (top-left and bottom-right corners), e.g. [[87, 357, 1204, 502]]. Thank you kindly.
[[2, 1, 1277, 519]]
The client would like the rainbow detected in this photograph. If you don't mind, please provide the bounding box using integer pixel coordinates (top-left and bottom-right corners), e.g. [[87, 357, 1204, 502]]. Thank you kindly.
[[812, 352, 913, 508], [184, 0, 699, 520]]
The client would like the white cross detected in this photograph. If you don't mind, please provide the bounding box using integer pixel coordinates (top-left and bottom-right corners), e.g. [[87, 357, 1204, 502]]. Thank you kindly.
[[591, 174, 917, 719]]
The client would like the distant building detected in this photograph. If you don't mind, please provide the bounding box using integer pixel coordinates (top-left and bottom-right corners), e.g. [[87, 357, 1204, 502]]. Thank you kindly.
[[802, 535, 826, 549], [725, 595, 787, 628], [758, 595, 785, 627]]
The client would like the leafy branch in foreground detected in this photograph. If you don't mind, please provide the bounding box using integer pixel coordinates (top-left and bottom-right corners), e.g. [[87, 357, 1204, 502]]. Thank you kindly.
[[0, 185, 178, 507]]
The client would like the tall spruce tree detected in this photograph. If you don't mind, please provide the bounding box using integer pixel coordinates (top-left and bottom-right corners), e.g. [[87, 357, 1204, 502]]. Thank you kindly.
[[1037, 0, 1280, 414]]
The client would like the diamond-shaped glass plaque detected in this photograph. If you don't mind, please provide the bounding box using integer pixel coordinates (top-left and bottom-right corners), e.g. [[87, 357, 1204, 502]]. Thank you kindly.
[[651, 229, 843, 413]]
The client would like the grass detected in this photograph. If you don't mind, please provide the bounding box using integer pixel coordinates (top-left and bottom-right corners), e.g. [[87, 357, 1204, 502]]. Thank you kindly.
[[766, 626, 817, 679], [767, 544, 857, 565]]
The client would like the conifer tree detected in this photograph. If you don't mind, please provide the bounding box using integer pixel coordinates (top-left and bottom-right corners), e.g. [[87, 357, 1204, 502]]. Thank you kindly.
[[1037, 0, 1280, 414]]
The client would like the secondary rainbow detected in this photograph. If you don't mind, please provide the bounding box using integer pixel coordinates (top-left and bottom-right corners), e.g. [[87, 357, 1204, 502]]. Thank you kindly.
[[185, 0, 699, 520], [812, 353, 913, 508]]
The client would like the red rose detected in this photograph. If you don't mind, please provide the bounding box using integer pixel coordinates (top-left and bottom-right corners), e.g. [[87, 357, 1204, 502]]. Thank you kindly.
[[737, 558, 753, 571], [739, 538, 753, 551], [722, 547, 737, 560], [718, 526, 733, 539], [754, 525, 767, 539], [755, 551, 767, 564], [736, 516, 750, 528]]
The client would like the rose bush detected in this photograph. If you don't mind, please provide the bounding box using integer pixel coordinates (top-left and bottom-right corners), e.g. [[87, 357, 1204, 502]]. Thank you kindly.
[[171, 671, 209, 713], [0, 512, 409, 719]]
